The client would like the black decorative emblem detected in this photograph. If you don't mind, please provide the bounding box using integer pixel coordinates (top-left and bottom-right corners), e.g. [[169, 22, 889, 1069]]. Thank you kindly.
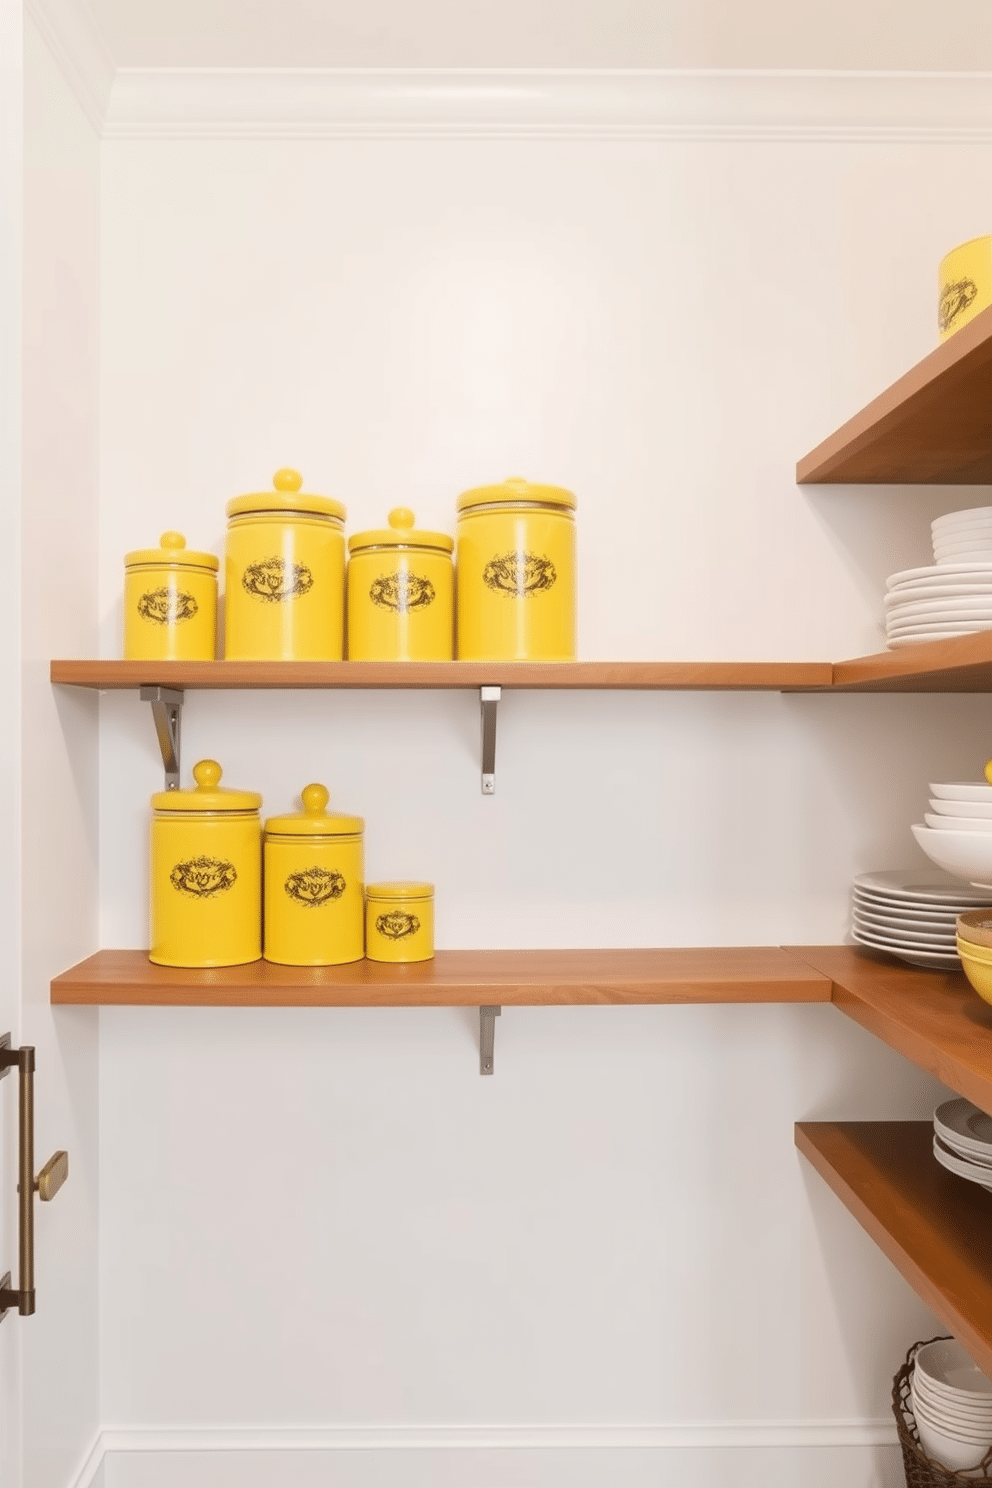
[[170, 856, 237, 898], [369, 572, 436, 612], [940, 278, 979, 334], [242, 557, 314, 603], [375, 910, 420, 940], [482, 551, 557, 598], [284, 867, 346, 908], [138, 587, 198, 625]]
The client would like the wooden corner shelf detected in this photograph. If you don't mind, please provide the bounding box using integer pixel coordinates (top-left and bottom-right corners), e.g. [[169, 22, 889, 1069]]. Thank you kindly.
[[790, 945, 992, 1117], [796, 1121, 992, 1378], [831, 632, 992, 692], [797, 301, 992, 484], [50, 947, 832, 1007]]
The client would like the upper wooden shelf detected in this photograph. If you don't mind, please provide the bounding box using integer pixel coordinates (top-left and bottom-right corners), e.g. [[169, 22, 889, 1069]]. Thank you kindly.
[[49, 659, 832, 691], [50, 947, 831, 1007], [797, 301, 992, 484], [790, 945, 992, 1117], [832, 631, 992, 693], [796, 1121, 992, 1380]]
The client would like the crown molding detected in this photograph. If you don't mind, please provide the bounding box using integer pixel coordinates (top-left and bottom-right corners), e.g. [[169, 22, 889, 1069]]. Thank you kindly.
[[101, 68, 992, 142], [25, 0, 115, 134]]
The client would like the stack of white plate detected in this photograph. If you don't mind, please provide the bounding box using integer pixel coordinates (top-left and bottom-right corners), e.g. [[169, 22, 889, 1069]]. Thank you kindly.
[[912, 779, 992, 889], [933, 1097, 992, 1193], [885, 507, 992, 648], [851, 869, 992, 969], [910, 1337, 992, 1473]]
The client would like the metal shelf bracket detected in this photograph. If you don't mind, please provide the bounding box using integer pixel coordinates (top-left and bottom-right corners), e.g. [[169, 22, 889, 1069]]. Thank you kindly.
[[140, 686, 184, 790], [480, 686, 500, 795], [480, 1005, 501, 1075]]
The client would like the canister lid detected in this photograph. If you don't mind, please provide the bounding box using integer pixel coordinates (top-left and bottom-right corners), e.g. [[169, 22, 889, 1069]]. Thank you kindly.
[[366, 881, 434, 900], [125, 531, 219, 572], [151, 758, 261, 812], [264, 782, 364, 836], [348, 507, 454, 555], [226, 468, 347, 522], [455, 476, 576, 514]]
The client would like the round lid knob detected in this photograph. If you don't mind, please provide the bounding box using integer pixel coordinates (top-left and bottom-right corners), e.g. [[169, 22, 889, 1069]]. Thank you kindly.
[[388, 507, 416, 532], [301, 782, 330, 815], [160, 531, 187, 552], [273, 468, 304, 494], [193, 759, 223, 791]]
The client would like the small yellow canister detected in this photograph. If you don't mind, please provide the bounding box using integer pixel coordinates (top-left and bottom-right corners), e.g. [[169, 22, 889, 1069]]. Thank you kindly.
[[939, 236, 992, 340], [149, 759, 262, 967], [263, 784, 365, 965], [365, 882, 434, 963], [347, 508, 454, 660], [124, 531, 218, 660], [224, 468, 346, 660], [456, 477, 576, 660]]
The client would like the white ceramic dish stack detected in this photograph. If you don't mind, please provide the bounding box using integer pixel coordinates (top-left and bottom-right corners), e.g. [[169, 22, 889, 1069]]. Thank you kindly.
[[913, 775, 992, 889], [910, 1337, 992, 1473], [850, 869, 992, 969], [933, 1097, 992, 1193], [885, 507, 992, 648]]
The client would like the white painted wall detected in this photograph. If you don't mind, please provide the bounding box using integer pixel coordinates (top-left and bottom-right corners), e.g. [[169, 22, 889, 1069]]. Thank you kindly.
[[89, 113, 992, 1485], [21, 15, 101, 1488]]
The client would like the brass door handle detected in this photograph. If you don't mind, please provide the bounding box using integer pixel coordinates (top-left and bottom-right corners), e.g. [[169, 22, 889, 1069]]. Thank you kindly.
[[0, 1035, 68, 1321]]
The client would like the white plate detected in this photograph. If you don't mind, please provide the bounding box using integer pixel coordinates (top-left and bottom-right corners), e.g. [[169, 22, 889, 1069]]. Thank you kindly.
[[888, 564, 992, 589], [852, 902, 958, 930], [934, 549, 992, 564], [885, 595, 992, 618], [925, 812, 992, 833], [934, 1134, 992, 1171], [853, 869, 992, 902], [934, 1098, 992, 1157], [851, 929, 961, 968], [852, 921, 957, 950], [889, 632, 979, 648], [851, 896, 960, 924], [933, 1136, 992, 1190], [929, 799, 992, 820], [886, 616, 992, 632], [930, 783, 992, 802], [933, 508, 992, 532], [885, 581, 992, 600]]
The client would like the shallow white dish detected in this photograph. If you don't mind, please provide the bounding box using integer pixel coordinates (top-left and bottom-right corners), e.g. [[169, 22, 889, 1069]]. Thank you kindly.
[[853, 869, 992, 901], [852, 897, 959, 925], [929, 799, 992, 820], [852, 916, 956, 948], [925, 812, 992, 833], [888, 564, 992, 589], [851, 930, 960, 969], [930, 784, 992, 803], [885, 585, 992, 605], [933, 508, 992, 532], [934, 1098, 992, 1159], [933, 1137, 992, 1189], [912, 823, 992, 887], [886, 596, 992, 619], [887, 616, 992, 632], [890, 631, 980, 648]]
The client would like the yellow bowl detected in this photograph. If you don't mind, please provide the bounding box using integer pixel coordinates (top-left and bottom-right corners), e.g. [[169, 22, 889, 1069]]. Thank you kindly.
[[957, 909, 992, 949], [957, 932, 992, 963], [958, 943, 992, 1006]]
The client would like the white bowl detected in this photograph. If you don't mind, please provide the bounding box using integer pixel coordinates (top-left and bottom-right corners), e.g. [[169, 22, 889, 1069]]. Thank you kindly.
[[917, 1339, 992, 1398], [930, 783, 992, 802], [933, 508, 992, 531], [925, 813, 992, 833], [913, 1397, 992, 1444], [914, 1373, 992, 1423], [912, 824, 992, 887], [930, 799, 992, 820]]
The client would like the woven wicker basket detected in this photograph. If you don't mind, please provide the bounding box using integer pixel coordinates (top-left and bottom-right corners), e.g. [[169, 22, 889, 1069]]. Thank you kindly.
[[894, 1340, 992, 1486]]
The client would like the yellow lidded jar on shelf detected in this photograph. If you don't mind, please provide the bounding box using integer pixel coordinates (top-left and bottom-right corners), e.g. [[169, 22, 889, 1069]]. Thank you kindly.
[[939, 236, 992, 341], [365, 882, 434, 963], [149, 759, 262, 967], [347, 508, 454, 661], [456, 477, 576, 660], [124, 531, 218, 661], [263, 784, 365, 965], [224, 468, 347, 660]]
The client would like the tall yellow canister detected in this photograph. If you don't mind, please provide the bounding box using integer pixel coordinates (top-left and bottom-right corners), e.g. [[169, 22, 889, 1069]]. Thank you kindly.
[[224, 468, 346, 659], [365, 882, 434, 963], [149, 759, 262, 967], [347, 508, 454, 660], [939, 236, 992, 340], [124, 531, 218, 660], [456, 477, 576, 660], [263, 784, 365, 965]]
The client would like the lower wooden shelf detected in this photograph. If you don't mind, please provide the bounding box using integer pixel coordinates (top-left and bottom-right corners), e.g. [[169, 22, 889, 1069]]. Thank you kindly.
[[796, 1121, 992, 1379], [50, 946, 831, 1007]]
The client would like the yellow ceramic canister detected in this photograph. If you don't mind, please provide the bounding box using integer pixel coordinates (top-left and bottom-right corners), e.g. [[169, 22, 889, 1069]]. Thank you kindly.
[[365, 882, 434, 963], [224, 468, 346, 660], [149, 759, 262, 967], [939, 236, 992, 340], [456, 476, 576, 660], [124, 531, 218, 661], [347, 508, 454, 660], [263, 784, 364, 965]]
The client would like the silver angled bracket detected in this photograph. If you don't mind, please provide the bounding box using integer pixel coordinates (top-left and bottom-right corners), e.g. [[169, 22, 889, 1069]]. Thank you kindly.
[[480, 686, 500, 795], [139, 686, 184, 791], [480, 1005, 501, 1075]]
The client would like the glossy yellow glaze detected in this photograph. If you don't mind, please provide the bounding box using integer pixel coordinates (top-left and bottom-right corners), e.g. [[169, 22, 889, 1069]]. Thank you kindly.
[[939, 237, 992, 341], [149, 759, 262, 967], [365, 881, 434, 962], [958, 939, 992, 1006], [347, 508, 454, 660], [263, 783, 365, 965], [456, 477, 576, 660], [224, 469, 346, 660], [124, 531, 218, 661]]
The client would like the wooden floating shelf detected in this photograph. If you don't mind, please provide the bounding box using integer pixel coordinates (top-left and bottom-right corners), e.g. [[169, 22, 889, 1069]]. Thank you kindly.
[[797, 300, 992, 484], [796, 1122, 992, 1379], [832, 632, 992, 693], [790, 945, 992, 1118], [50, 947, 832, 1008]]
